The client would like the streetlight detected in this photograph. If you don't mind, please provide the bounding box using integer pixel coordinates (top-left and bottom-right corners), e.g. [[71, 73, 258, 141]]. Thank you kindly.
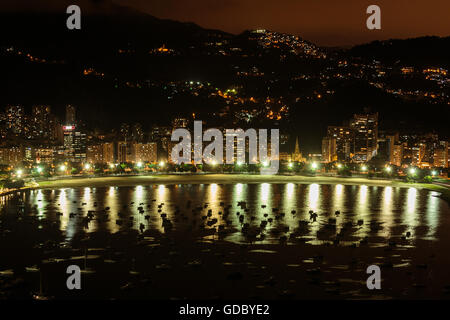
[[237, 161, 243, 166], [288, 162, 293, 169], [212, 160, 217, 166], [385, 166, 392, 173], [37, 166, 43, 173], [262, 161, 269, 167], [16, 169, 23, 177], [59, 165, 66, 172], [431, 170, 437, 176], [361, 165, 367, 171], [84, 163, 91, 170], [109, 163, 115, 169], [408, 167, 416, 175], [337, 163, 342, 169], [311, 162, 318, 170], [136, 162, 143, 168], [159, 161, 165, 167]]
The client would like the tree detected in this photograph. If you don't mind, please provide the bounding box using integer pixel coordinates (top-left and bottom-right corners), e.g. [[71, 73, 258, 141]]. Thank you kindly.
[[4, 179, 24, 189]]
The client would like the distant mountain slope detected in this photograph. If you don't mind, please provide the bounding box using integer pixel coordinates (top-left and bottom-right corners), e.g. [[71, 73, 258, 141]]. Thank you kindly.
[[0, 5, 231, 57], [348, 36, 450, 67]]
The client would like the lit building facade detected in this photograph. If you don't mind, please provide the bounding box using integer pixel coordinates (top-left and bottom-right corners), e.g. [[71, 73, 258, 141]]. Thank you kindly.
[[350, 113, 378, 162], [327, 126, 354, 161], [434, 141, 449, 168], [63, 125, 86, 162], [322, 137, 337, 163], [35, 147, 55, 164], [391, 143, 404, 167], [132, 142, 157, 163], [6, 105, 25, 135], [0, 146, 24, 166]]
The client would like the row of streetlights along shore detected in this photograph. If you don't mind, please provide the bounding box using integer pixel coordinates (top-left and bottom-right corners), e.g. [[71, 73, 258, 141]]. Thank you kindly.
[[11, 161, 439, 179]]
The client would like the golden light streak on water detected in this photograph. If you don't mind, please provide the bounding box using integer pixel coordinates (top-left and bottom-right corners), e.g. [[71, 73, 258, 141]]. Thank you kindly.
[[426, 191, 439, 239], [235, 183, 243, 198], [381, 186, 394, 237], [58, 189, 69, 231], [83, 187, 91, 202], [207, 183, 222, 222], [105, 186, 119, 233], [356, 185, 369, 238], [154, 185, 167, 233], [306, 184, 320, 236], [403, 188, 418, 232], [260, 183, 270, 203], [307, 184, 319, 211]]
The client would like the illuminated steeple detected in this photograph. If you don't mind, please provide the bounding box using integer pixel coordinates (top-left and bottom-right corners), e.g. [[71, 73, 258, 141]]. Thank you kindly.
[[292, 136, 305, 162], [294, 137, 300, 154]]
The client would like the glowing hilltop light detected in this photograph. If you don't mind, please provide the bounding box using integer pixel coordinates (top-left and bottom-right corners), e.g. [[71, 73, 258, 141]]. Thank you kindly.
[[59, 165, 66, 171], [84, 163, 91, 170], [159, 161, 165, 167], [408, 168, 416, 175], [311, 162, 318, 169], [137, 162, 143, 168], [361, 165, 367, 171]]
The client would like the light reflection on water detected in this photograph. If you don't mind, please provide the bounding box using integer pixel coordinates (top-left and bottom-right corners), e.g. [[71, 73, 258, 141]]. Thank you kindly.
[[1, 183, 449, 245]]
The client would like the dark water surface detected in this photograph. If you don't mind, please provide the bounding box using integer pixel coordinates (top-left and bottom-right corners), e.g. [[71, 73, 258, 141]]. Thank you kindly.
[[2, 183, 448, 245], [1, 183, 450, 299]]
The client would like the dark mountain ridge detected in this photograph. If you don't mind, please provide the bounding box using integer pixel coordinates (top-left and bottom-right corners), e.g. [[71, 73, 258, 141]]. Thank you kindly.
[[348, 36, 450, 68]]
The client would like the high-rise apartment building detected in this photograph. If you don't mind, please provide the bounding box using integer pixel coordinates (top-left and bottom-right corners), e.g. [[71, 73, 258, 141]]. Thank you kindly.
[[63, 125, 86, 162], [322, 137, 337, 163], [350, 113, 378, 162], [31, 105, 53, 139], [433, 141, 449, 168], [327, 126, 354, 161], [6, 105, 25, 134]]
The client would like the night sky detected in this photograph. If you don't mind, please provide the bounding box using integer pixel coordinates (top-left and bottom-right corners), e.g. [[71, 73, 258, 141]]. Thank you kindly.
[[2, 0, 449, 46]]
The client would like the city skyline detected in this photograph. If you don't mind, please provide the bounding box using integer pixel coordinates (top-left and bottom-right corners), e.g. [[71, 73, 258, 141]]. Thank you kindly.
[[1, 103, 448, 173]]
